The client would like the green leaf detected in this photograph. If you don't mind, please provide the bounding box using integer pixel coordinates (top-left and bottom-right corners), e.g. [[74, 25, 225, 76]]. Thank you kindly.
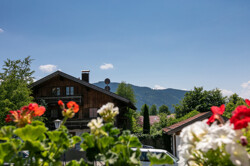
[[0, 142, 14, 165], [30, 120, 45, 127], [0, 125, 15, 141], [98, 136, 114, 150], [46, 130, 70, 149], [21, 140, 45, 152], [80, 134, 95, 151], [66, 159, 89, 166], [102, 122, 114, 133], [109, 128, 120, 136], [14, 124, 47, 141], [66, 160, 79, 166], [127, 136, 141, 148], [97, 150, 118, 164], [148, 152, 173, 166], [72, 136, 81, 145]]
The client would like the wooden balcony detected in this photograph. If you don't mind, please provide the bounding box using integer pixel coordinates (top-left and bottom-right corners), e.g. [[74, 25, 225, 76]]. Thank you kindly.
[[36, 96, 82, 104]]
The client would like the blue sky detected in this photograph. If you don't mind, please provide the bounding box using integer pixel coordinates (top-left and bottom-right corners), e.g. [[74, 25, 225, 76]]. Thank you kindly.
[[1, 0, 250, 98]]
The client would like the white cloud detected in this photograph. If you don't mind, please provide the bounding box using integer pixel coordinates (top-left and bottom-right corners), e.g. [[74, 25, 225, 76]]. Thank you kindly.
[[39, 64, 57, 73], [153, 85, 166, 90], [241, 81, 250, 89], [220, 89, 234, 97], [100, 63, 114, 70], [240, 80, 250, 99], [0, 28, 4, 33]]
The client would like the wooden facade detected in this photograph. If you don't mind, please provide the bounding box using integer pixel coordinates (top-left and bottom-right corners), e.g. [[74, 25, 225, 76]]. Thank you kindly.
[[30, 71, 136, 131]]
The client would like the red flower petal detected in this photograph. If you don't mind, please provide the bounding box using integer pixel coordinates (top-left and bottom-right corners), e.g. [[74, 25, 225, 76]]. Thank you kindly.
[[211, 104, 225, 115], [5, 114, 12, 123], [234, 117, 250, 130], [58, 100, 64, 106], [207, 114, 215, 125], [245, 99, 250, 107], [34, 106, 46, 116], [28, 103, 38, 111], [67, 101, 79, 113]]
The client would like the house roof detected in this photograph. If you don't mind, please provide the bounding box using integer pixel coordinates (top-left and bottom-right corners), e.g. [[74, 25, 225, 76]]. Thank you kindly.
[[30, 70, 136, 110], [138, 116, 160, 126], [138, 114, 175, 126], [162, 111, 212, 135]]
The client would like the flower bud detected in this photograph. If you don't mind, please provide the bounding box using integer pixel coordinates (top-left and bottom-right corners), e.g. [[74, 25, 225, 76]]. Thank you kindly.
[[240, 136, 248, 146]]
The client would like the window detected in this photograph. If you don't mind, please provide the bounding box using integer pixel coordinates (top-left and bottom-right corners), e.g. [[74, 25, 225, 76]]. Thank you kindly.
[[52, 87, 60, 96], [51, 109, 58, 118], [66, 86, 74, 96], [89, 108, 98, 118]]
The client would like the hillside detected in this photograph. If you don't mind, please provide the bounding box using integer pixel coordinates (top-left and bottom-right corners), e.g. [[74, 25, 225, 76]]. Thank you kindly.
[[93, 82, 188, 113]]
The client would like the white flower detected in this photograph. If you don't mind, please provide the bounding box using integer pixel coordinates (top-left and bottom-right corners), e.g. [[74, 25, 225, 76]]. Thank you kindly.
[[97, 103, 119, 122], [87, 117, 106, 136], [178, 144, 196, 166], [225, 142, 250, 166], [197, 122, 236, 152], [180, 121, 209, 144], [178, 121, 208, 166]]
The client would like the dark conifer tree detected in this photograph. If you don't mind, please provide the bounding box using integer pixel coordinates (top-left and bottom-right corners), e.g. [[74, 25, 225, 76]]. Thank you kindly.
[[143, 104, 150, 134]]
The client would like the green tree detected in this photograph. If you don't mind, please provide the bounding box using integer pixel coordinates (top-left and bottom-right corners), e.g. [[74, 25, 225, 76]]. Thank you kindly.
[[174, 87, 226, 118], [159, 104, 170, 115], [142, 104, 150, 134], [116, 81, 137, 131], [149, 104, 157, 115], [0, 56, 34, 127], [224, 93, 245, 118], [115, 81, 136, 104], [150, 113, 169, 135]]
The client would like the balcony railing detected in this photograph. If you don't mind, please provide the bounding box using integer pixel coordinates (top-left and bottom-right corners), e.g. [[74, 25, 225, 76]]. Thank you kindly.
[[36, 96, 82, 104]]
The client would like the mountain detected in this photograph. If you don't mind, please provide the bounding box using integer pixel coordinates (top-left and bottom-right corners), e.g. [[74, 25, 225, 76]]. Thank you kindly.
[[93, 81, 188, 113]]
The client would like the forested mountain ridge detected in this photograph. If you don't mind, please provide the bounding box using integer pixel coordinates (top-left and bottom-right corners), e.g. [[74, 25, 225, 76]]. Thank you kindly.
[[93, 81, 188, 112]]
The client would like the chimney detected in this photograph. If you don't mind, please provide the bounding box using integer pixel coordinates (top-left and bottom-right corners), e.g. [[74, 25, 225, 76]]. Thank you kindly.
[[81, 70, 90, 82]]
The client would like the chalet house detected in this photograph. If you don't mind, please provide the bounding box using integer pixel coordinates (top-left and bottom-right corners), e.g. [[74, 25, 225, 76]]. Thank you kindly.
[[162, 112, 212, 157], [30, 70, 136, 136]]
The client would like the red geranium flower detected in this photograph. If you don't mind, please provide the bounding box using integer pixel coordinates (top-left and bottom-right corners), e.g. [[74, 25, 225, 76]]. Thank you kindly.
[[5, 103, 46, 127], [33, 106, 46, 116], [5, 114, 12, 123], [245, 99, 250, 107], [207, 104, 225, 125], [230, 105, 250, 130], [28, 103, 39, 111], [67, 101, 79, 113], [234, 117, 250, 130], [58, 100, 64, 106]]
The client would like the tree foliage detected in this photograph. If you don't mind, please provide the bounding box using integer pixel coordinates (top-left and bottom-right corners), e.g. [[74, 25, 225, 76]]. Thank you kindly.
[[142, 104, 150, 134], [174, 87, 226, 118], [150, 113, 168, 135], [158, 105, 170, 115], [0, 56, 34, 127], [224, 93, 245, 118], [116, 81, 137, 131], [149, 104, 157, 115], [167, 110, 200, 127], [115, 81, 136, 104]]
